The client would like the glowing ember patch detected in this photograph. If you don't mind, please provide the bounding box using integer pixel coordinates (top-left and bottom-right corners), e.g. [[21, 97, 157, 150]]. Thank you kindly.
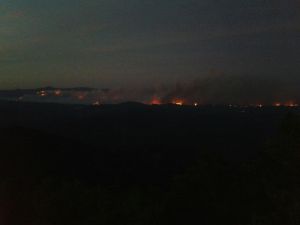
[[194, 102, 198, 107], [150, 98, 161, 105]]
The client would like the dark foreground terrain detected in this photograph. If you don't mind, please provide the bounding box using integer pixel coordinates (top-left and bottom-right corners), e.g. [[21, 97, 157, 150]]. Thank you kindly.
[[0, 100, 299, 225]]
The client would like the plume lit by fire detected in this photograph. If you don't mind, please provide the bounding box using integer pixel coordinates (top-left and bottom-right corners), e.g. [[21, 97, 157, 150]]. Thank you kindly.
[[22, 86, 300, 107], [150, 97, 161, 105]]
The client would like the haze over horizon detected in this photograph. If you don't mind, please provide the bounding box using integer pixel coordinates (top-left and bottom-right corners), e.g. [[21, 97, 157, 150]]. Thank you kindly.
[[0, 0, 299, 100]]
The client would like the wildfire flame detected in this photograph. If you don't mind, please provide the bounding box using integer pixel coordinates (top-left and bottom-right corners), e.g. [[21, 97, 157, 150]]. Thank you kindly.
[[172, 100, 184, 106], [150, 97, 161, 105]]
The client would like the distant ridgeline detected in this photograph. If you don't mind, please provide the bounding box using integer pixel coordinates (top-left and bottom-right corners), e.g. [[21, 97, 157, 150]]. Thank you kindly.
[[0, 87, 100, 105], [0, 87, 299, 107]]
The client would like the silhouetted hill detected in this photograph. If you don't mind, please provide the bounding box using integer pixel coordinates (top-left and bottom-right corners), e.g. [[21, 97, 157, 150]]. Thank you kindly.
[[0, 100, 300, 225]]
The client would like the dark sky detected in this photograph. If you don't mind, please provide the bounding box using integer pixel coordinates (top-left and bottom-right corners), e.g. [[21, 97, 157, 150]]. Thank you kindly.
[[0, 0, 299, 89]]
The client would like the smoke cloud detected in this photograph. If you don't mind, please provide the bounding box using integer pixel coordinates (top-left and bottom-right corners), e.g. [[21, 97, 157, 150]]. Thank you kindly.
[[1, 74, 299, 106], [156, 73, 300, 105]]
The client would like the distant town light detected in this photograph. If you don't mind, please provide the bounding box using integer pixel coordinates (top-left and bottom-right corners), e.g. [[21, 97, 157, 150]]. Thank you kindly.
[[39, 90, 47, 97], [54, 90, 62, 96]]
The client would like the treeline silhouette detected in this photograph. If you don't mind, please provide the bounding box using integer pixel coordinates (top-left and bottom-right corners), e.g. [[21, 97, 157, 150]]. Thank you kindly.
[[0, 101, 299, 225]]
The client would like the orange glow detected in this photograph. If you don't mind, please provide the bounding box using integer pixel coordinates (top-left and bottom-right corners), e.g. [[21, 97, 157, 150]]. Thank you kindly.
[[194, 102, 198, 107], [172, 100, 184, 106], [150, 97, 161, 105]]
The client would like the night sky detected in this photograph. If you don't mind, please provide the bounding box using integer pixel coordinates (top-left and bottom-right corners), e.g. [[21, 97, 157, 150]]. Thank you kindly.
[[0, 0, 299, 90]]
